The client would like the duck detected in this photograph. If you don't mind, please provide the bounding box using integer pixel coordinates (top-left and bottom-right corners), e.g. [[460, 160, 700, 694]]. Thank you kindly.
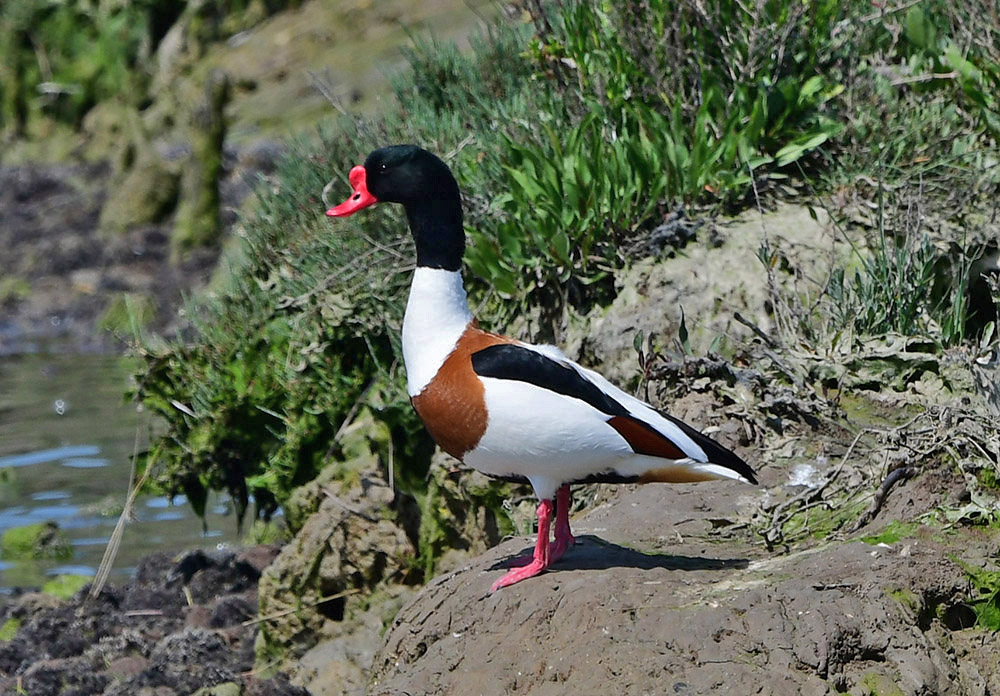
[[327, 144, 757, 592]]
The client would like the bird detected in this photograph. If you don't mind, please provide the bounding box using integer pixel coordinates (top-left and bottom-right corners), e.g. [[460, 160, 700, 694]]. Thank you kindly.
[[327, 145, 757, 592]]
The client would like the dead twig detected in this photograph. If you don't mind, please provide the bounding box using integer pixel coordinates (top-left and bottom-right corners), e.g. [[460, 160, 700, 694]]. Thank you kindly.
[[242, 588, 362, 627], [733, 311, 779, 349], [763, 428, 870, 550], [322, 489, 380, 523], [848, 466, 920, 533]]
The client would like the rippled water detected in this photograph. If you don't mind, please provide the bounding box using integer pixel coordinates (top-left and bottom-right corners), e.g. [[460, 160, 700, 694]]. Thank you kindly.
[[0, 349, 242, 591]]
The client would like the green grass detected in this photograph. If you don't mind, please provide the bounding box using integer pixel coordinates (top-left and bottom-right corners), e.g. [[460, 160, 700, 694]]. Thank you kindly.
[[862, 521, 922, 546], [951, 557, 1000, 630]]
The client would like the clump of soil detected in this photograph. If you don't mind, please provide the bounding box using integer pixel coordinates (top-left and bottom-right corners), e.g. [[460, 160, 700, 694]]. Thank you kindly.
[[0, 545, 307, 696]]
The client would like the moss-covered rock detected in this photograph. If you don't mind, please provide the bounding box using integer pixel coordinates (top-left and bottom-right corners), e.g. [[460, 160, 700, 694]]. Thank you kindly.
[[172, 69, 230, 259], [98, 155, 180, 235], [0, 618, 20, 642], [241, 519, 289, 546], [1, 521, 72, 561], [256, 427, 413, 665], [80, 101, 131, 163], [97, 108, 180, 236], [0, 276, 30, 306], [41, 574, 90, 600], [256, 414, 533, 690], [281, 409, 392, 534], [191, 682, 242, 696], [418, 452, 532, 577]]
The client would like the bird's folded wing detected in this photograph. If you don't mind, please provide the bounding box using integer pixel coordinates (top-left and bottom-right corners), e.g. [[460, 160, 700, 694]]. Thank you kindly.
[[471, 342, 757, 484]]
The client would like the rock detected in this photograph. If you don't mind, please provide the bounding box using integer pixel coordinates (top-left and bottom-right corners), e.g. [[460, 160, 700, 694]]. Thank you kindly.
[[107, 654, 151, 679], [10, 591, 63, 617], [20, 656, 110, 694], [418, 451, 535, 576], [147, 628, 240, 693], [192, 680, 243, 696], [0, 521, 72, 560], [236, 545, 282, 574], [185, 605, 214, 630], [561, 204, 845, 387], [255, 447, 414, 662], [281, 408, 393, 534], [98, 108, 181, 237], [369, 482, 980, 696], [210, 595, 256, 628], [0, 544, 299, 695], [291, 585, 414, 696], [172, 69, 230, 258]]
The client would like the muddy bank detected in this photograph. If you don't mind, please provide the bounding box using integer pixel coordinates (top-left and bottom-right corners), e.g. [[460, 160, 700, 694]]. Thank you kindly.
[[370, 480, 999, 695], [0, 144, 280, 354], [0, 545, 306, 695]]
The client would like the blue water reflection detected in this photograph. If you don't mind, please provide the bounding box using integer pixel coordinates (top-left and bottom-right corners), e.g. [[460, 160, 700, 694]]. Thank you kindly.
[[0, 351, 244, 590]]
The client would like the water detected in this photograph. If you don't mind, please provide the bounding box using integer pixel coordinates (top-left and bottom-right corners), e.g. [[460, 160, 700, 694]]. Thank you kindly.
[[0, 350, 242, 591]]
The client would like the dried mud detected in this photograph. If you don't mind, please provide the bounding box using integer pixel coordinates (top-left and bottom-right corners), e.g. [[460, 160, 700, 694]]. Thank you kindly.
[[0, 546, 307, 696]]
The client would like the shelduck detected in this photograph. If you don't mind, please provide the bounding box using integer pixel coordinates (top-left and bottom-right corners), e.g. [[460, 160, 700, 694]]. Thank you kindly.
[[327, 145, 757, 592]]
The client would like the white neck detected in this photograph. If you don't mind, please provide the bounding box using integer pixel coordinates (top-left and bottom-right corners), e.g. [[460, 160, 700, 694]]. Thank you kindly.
[[402, 267, 473, 396]]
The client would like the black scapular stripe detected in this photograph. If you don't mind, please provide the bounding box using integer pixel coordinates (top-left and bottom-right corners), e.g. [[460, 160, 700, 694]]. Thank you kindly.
[[471, 344, 628, 417]]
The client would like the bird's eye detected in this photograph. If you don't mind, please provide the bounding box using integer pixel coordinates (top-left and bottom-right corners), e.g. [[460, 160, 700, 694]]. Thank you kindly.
[[380, 163, 387, 170]]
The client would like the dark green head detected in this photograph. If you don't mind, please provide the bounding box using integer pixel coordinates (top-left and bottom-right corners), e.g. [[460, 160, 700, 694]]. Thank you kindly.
[[327, 145, 465, 271]]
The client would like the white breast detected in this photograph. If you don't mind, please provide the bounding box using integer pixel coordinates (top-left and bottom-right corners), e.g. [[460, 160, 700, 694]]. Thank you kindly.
[[401, 267, 473, 396]]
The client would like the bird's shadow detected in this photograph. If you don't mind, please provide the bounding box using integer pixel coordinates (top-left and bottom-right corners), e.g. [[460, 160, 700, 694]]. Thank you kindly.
[[487, 534, 748, 574]]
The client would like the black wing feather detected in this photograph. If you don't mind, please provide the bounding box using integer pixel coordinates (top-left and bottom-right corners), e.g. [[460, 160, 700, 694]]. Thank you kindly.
[[660, 412, 758, 484], [471, 344, 628, 417]]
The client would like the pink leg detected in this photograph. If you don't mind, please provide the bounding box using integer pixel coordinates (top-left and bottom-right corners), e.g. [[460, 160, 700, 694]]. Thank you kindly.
[[550, 485, 575, 562], [490, 498, 553, 592]]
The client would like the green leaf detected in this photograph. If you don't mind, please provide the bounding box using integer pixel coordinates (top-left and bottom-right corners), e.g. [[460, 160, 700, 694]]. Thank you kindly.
[[633, 329, 645, 355], [504, 166, 544, 200], [678, 306, 692, 355], [798, 75, 825, 102], [904, 6, 937, 52], [774, 131, 833, 166], [551, 231, 571, 265], [944, 44, 980, 82]]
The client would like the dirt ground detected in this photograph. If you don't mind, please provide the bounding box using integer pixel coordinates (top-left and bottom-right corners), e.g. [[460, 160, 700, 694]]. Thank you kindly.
[[369, 476, 1000, 696]]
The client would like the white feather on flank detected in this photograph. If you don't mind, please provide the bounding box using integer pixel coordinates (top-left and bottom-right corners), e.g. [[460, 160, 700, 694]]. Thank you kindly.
[[468, 370, 752, 500], [401, 268, 472, 397], [517, 342, 710, 462], [468, 375, 634, 500]]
